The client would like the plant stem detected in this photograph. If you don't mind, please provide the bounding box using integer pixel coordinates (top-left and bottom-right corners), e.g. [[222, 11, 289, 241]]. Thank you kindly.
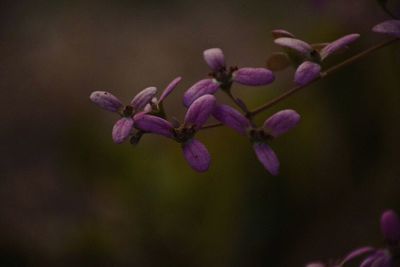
[[201, 37, 399, 130], [249, 37, 399, 116]]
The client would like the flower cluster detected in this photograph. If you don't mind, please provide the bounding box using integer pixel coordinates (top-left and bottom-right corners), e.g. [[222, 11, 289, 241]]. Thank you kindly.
[[90, 18, 398, 174], [306, 209, 400, 267]]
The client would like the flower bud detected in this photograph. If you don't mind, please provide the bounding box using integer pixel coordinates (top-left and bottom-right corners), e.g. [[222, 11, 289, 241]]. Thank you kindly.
[[381, 209, 400, 245], [90, 91, 123, 112], [263, 109, 301, 138], [294, 61, 321, 86], [233, 68, 275, 86], [213, 104, 250, 135], [112, 117, 134, 144], [130, 87, 157, 111], [184, 94, 216, 130], [372, 20, 400, 38], [183, 79, 220, 107], [182, 139, 211, 172], [203, 48, 226, 71]]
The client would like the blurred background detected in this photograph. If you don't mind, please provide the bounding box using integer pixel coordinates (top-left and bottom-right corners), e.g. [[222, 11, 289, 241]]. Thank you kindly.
[[1, 0, 400, 266]]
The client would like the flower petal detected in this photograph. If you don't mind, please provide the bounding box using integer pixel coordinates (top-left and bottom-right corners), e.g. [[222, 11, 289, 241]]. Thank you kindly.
[[253, 143, 280, 175], [158, 76, 182, 104], [112, 117, 134, 144], [320, 33, 360, 60], [203, 48, 226, 71], [233, 67, 275, 86], [130, 87, 157, 111], [340, 247, 375, 265], [212, 104, 251, 135], [305, 263, 325, 267], [182, 139, 211, 172], [360, 250, 389, 267], [263, 109, 301, 138], [271, 29, 295, 39], [90, 91, 123, 112], [183, 79, 220, 107], [294, 61, 321, 86], [381, 209, 400, 244], [133, 113, 174, 138], [184, 94, 216, 130], [372, 20, 400, 38], [274, 37, 313, 56]]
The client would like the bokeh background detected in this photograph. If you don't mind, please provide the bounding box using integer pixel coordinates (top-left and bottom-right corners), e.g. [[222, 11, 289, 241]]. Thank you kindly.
[[1, 0, 400, 266]]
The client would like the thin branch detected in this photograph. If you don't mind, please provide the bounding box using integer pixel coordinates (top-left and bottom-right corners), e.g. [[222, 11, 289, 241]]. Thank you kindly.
[[201, 37, 399, 130], [250, 37, 399, 115]]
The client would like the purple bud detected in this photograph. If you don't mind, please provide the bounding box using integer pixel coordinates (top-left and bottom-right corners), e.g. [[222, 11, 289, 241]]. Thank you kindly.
[[130, 87, 157, 111], [134, 113, 174, 138], [233, 68, 275, 86], [158, 77, 182, 104], [213, 104, 251, 135], [183, 79, 220, 107], [320, 33, 360, 60], [381, 210, 400, 244], [294, 61, 321, 86], [182, 139, 211, 172], [203, 48, 226, 71], [253, 143, 280, 175], [372, 20, 400, 38], [271, 29, 295, 39], [274, 37, 313, 56], [264, 109, 301, 138], [90, 91, 123, 112], [112, 117, 134, 144], [340, 247, 374, 265], [184, 94, 216, 130]]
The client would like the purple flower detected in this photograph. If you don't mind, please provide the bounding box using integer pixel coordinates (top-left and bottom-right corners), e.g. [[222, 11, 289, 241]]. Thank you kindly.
[[305, 247, 374, 267], [183, 48, 275, 107], [372, 20, 400, 38], [309, 210, 400, 267], [134, 94, 216, 172], [272, 29, 360, 85], [213, 105, 300, 175], [90, 77, 181, 144]]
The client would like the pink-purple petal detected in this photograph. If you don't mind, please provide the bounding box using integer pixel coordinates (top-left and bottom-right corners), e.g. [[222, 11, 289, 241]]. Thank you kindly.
[[305, 263, 325, 267], [212, 104, 251, 135], [340, 247, 375, 265], [112, 117, 134, 144], [133, 113, 174, 138], [271, 29, 295, 39], [320, 33, 360, 60], [183, 79, 220, 107], [294, 61, 321, 86], [274, 37, 313, 56], [130, 87, 157, 111], [233, 67, 275, 86], [253, 143, 280, 175], [184, 94, 216, 130], [90, 91, 123, 112], [158, 76, 182, 104], [263, 109, 301, 137], [372, 20, 400, 38], [381, 210, 400, 244], [203, 48, 226, 71], [182, 139, 211, 172]]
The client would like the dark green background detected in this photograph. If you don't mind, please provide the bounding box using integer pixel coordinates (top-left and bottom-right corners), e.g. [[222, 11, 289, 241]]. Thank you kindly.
[[1, 0, 400, 266]]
